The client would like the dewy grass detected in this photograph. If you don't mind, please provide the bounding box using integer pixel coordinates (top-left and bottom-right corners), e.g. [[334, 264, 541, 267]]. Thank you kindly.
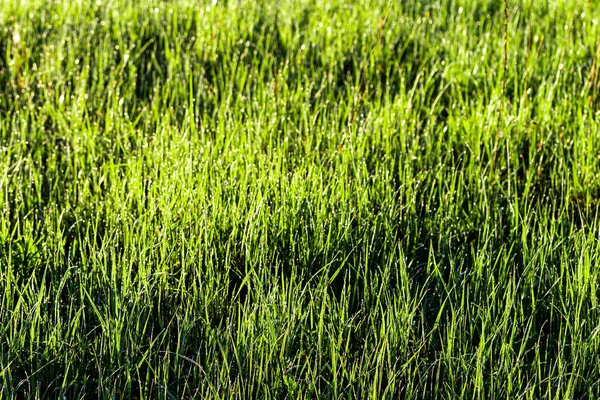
[[1, 0, 600, 398]]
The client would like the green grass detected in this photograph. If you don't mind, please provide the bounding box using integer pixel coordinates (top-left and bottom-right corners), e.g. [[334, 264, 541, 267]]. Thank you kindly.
[[1, 0, 600, 398]]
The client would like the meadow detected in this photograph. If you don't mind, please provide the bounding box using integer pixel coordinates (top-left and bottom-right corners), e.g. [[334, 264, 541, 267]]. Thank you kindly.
[[1, 0, 600, 398]]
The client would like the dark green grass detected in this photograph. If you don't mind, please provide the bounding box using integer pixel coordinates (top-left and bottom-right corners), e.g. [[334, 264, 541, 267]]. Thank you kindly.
[[1, 0, 600, 398]]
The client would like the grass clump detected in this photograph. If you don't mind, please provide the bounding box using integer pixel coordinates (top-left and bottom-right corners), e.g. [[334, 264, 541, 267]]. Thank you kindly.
[[1, 0, 600, 398]]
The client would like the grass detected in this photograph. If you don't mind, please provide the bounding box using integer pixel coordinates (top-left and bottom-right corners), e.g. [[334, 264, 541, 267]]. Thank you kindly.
[[1, 0, 600, 398]]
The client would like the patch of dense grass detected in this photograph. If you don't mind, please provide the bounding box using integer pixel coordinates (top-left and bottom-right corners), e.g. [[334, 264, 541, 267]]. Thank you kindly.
[[1, 0, 600, 398]]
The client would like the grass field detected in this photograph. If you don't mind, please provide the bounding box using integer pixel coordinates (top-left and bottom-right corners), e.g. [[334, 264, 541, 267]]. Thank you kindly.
[[1, 0, 600, 398]]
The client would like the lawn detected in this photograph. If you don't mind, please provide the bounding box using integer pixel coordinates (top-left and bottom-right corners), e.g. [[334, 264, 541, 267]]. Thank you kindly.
[[1, 0, 600, 398]]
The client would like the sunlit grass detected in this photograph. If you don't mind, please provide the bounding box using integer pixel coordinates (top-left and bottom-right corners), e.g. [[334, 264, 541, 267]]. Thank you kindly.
[[1, 0, 600, 398]]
